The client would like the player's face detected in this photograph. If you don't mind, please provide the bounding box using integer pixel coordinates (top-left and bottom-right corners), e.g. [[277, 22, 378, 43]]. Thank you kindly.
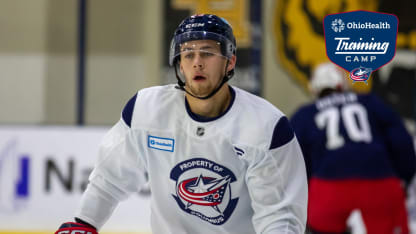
[[179, 40, 235, 97]]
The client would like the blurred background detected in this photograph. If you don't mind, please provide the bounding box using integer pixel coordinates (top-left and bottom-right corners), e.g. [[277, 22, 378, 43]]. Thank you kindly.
[[0, 0, 414, 233]]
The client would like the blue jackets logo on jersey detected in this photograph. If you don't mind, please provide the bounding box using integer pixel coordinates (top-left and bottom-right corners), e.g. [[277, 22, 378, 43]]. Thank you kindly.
[[324, 11, 398, 83], [170, 158, 238, 225]]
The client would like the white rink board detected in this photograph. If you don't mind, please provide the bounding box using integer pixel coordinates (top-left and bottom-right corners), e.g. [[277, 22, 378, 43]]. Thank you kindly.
[[0, 126, 151, 233], [0, 126, 415, 234]]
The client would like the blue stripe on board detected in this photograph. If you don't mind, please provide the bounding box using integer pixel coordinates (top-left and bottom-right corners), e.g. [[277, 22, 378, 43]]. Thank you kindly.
[[16, 156, 29, 197]]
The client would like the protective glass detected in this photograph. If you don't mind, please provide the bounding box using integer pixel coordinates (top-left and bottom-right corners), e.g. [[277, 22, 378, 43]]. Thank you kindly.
[[169, 31, 235, 66], [177, 41, 228, 64]]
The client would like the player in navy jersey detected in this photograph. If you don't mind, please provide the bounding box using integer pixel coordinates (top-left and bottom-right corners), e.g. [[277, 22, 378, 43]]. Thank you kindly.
[[290, 62, 416, 234], [55, 14, 308, 234]]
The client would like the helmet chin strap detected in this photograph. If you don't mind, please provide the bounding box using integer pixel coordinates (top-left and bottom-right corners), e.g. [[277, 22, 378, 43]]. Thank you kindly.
[[174, 60, 233, 100]]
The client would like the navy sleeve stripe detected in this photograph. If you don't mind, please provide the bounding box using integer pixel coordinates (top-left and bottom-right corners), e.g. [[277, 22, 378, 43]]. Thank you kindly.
[[122, 93, 137, 128], [270, 116, 295, 150]]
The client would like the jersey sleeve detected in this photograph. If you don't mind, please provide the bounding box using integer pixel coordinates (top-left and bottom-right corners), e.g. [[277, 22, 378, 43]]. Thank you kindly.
[[246, 116, 308, 233], [76, 93, 148, 228], [75, 182, 119, 230], [290, 107, 314, 179], [368, 94, 416, 184]]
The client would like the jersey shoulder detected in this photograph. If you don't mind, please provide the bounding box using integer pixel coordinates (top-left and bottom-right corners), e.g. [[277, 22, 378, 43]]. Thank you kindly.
[[121, 84, 184, 129], [233, 87, 282, 118], [231, 87, 295, 150], [356, 93, 387, 110], [291, 102, 317, 122]]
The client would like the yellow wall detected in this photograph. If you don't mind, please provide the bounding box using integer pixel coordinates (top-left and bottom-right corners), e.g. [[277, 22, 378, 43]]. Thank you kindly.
[[0, 0, 307, 125]]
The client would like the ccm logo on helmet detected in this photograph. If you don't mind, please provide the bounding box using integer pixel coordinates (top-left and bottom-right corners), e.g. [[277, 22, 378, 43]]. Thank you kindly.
[[185, 23, 204, 28], [57, 231, 94, 234]]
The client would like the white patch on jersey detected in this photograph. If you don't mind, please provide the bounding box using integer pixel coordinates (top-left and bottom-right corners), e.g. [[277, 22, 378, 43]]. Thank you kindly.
[[148, 135, 175, 152]]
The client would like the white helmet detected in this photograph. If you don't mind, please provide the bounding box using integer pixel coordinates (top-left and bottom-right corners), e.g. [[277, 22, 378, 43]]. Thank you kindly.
[[309, 62, 349, 95]]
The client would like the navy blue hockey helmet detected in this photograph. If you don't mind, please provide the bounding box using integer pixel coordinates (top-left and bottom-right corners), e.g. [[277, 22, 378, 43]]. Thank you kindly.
[[169, 14, 237, 66]]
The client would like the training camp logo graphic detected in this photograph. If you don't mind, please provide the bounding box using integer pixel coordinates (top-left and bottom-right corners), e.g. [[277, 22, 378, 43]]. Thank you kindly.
[[170, 158, 238, 225], [324, 10, 398, 84], [274, 0, 380, 94], [0, 139, 30, 213]]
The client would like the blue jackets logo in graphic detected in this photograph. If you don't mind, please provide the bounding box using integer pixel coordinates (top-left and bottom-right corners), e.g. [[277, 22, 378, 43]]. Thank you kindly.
[[350, 66, 372, 83], [170, 158, 238, 225], [324, 11, 398, 83]]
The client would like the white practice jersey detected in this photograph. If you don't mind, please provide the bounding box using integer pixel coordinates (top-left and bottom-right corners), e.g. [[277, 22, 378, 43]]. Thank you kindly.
[[77, 84, 308, 234]]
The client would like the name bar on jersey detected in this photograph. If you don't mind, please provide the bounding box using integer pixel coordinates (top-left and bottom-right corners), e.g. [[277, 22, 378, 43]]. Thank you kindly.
[[148, 135, 174, 152]]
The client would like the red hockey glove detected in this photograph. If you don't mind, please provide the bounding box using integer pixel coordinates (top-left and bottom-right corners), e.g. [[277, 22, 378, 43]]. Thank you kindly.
[[55, 222, 98, 234]]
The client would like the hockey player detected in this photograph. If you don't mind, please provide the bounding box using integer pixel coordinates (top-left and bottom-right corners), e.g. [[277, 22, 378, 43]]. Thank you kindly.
[[291, 62, 416, 234], [55, 14, 308, 234]]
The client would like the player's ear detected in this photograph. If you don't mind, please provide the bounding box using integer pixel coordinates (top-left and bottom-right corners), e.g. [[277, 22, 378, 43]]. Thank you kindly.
[[227, 55, 236, 72]]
